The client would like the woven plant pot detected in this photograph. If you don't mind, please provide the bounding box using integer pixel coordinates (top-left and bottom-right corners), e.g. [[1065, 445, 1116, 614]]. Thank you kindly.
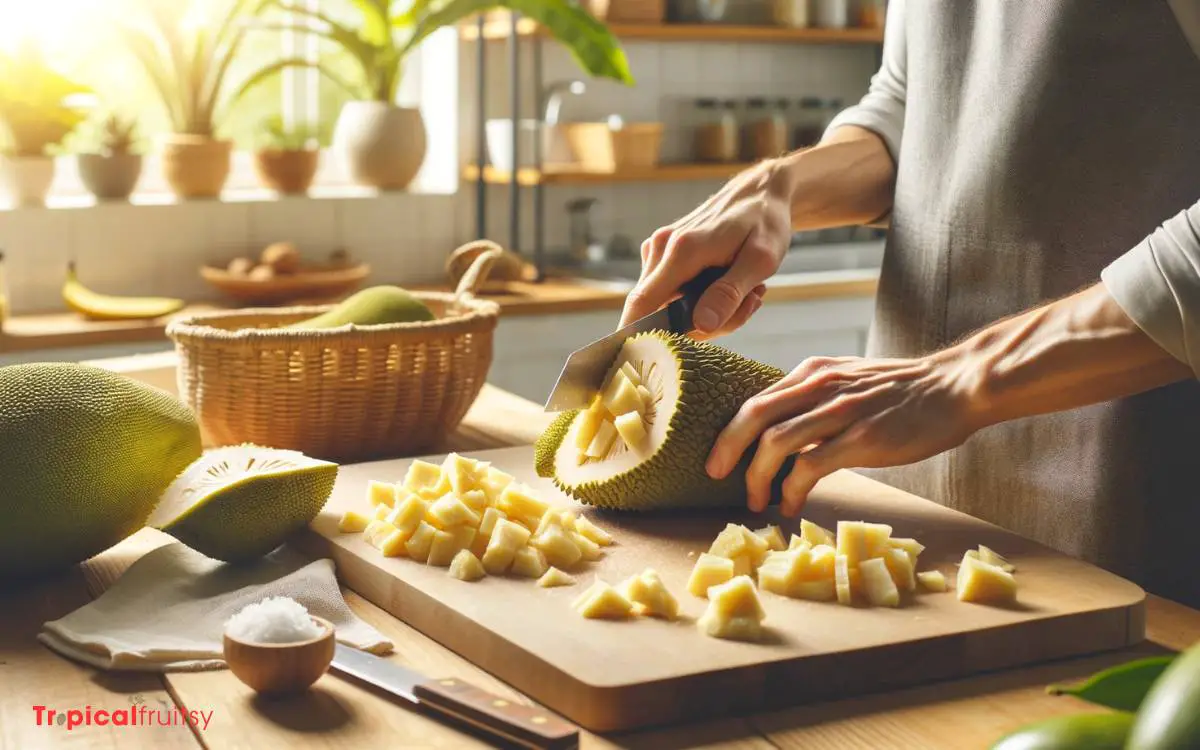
[[167, 245, 504, 462]]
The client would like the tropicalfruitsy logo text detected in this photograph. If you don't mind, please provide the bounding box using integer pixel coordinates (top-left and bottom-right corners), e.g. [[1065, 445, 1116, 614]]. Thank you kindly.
[[31, 696, 214, 732]]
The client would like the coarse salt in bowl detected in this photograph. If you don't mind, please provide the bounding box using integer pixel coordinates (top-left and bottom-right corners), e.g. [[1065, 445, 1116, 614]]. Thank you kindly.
[[224, 597, 324, 644], [222, 597, 335, 695]]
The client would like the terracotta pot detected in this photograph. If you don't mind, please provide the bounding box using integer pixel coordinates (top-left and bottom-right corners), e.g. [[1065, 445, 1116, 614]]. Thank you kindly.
[[0, 156, 55, 206], [161, 135, 232, 199], [77, 153, 143, 201], [332, 102, 426, 190], [254, 148, 319, 195]]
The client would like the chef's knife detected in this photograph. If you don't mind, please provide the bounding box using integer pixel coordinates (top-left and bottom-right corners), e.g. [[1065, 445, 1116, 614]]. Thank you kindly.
[[330, 643, 579, 749], [544, 266, 727, 412]]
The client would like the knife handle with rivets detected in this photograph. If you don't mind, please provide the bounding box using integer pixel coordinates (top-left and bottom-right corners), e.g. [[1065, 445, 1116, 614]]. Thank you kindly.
[[413, 678, 580, 750], [666, 266, 730, 333]]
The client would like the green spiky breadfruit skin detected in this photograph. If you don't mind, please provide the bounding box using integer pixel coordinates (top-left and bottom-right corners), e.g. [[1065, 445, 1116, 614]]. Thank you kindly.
[[289, 285, 434, 329], [0, 364, 202, 580], [158, 464, 338, 563], [535, 332, 793, 511]]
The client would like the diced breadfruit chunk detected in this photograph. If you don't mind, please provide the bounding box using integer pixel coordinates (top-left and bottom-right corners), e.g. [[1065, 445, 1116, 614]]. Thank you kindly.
[[788, 534, 807, 551], [338, 510, 370, 533], [379, 527, 413, 557], [585, 420, 619, 459], [571, 531, 603, 561], [709, 524, 770, 569], [957, 554, 1017, 605], [620, 361, 642, 387], [978, 545, 1016, 572], [636, 384, 654, 414], [428, 526, 477, 567], [497, 484, 550, 526], [478, 507, 508, 537], [511, 546, 549, 578], [532, 525, 583, 569], [537, 566, 576, 588], [573, 580, 634, 619], [428, 493, 482, 529], [791, 578, 837, 602], [757, 549, 808, 596], [614, 410, 648, 450], [441, 452, 484, 496], [806, 544, 837, 581], [573, 516, 612, 546], [729, 553, 754, 578], [883, 548, 917, 592], [367, 480, 398, 508], [603, 372, 641, 417], [460, 489, 489, 514], [404, 521, 438, 562], [697, 576, 766, 641], [402, 460, 446, 495], [618, 569, 679, 620], [917, 570, 947, 592], [687, 553, 736, 598], [887, 537, 926, 558], [754, 525, 787, 551], [834, 553, 854, 605], [449, 550, 486, 581], [386, 495, 429, 535], [573, 395, 608, 452], [800, 519, 836, 547], [860, 557, 901, 607], [481, 519, 531, 574], [534, 509, 567, 536], [371, 504, 390, 521], [363, 520, 398, 550], [836, 521, 893, 566], [481, 467, 516, 503]]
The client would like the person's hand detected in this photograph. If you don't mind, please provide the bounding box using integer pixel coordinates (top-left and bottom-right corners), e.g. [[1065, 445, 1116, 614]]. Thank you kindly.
[[705, 352, 986, 516], [620, 160, 795, 340]]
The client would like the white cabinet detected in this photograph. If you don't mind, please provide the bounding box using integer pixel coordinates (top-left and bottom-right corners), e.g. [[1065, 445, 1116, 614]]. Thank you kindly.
[[488, 295, 876, 404]]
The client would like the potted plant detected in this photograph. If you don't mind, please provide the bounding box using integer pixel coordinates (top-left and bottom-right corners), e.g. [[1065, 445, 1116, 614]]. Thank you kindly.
[[253, 116, 322, 195], [118, 0, 283, 199], [76, 113, 144, 202], [0, 45, 91, 207], [256, 0, 633, 191]]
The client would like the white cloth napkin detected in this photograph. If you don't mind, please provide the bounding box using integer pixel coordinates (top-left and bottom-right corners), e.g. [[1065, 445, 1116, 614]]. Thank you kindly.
[[39, 542, 393, 671]]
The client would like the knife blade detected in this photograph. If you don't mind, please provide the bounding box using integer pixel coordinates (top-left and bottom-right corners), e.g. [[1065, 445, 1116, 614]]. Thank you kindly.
[[544, 267, 727, 412], [330, 643, 579, 749]]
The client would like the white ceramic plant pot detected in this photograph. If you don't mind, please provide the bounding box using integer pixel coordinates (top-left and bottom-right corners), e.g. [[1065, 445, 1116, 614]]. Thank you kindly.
[[333, 102, 426, 190], [0, 156, 56, 207]]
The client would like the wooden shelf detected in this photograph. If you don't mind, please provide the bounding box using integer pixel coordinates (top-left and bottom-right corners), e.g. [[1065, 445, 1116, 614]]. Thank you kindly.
[[460, 18, 884, 44], [463, 161, 754, 186]]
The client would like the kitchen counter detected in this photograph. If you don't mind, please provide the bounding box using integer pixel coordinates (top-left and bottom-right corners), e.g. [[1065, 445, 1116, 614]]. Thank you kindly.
[[0, 272, 878, 355], [4, 354, 1197, 749]]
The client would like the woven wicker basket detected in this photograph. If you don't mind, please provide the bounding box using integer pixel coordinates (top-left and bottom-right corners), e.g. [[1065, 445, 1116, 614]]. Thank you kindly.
[[166, 245, 504, 463]]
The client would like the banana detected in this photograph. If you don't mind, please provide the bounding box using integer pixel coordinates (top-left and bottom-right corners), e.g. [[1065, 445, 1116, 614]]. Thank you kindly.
[[62, 262, 185, 321]]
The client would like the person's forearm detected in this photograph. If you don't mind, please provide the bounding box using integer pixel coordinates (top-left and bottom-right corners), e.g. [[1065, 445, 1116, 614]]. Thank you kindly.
[[760, 125, 897, 231], [943, 283, 1193, 429]]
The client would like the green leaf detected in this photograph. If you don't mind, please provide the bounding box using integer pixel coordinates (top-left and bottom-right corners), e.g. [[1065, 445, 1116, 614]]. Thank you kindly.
[[1046, 655, 1175, 713], [346, 0, 393, 46], [224, 57, 363, 112], [401, 0, 633, 85]]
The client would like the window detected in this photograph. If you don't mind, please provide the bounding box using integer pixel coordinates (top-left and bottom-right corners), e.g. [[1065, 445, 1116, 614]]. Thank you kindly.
[[0, 0, 457, 205]]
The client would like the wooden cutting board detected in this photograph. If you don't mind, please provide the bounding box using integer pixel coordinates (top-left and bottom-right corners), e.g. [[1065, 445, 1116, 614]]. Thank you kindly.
[[297, 445, 1145, 733]]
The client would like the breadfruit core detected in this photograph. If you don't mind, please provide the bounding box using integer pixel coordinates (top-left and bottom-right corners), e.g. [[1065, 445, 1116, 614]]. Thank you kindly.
[[149, 445, 338, 563], [534, 331, 787, 510]]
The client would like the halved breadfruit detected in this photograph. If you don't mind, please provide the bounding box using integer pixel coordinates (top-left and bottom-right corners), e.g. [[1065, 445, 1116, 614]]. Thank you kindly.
[[534, 331, 787, 510]]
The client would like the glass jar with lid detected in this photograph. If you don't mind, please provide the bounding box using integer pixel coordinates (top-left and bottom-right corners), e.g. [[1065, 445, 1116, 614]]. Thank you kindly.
[[793, 96, 826, 149], [814, 0, 849, 28], [744, 97, 789, 160], [693, 97, 739, 162], [772, 0, 809, 27]]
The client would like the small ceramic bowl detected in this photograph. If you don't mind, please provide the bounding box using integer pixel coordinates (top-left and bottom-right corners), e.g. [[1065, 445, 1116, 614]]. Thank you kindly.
[[223, 615, 335, 696]]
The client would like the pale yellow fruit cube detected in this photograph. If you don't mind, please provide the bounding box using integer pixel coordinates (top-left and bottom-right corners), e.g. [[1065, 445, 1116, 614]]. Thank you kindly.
[[799, 519, 836, 547], [338, 510, 370, 534], [367, 480, 398, 508], [532, 525, 583, 570], [386, 495, 429, 535], [754, 525, 787, 552], [428, 526, 477, 567], [571, 531, 603, 562], [883, 548, 917, 592], [460, 489, 489, 514], [573, 515, 612, 546], [687, 553, 736, 598], [917, 570, 947, 592], [478, 507, 508, 537], [449, 550, 486, 582], [363, 520, 397, 550], [697, 576, 765, 641], [887, 537, 926, 558], [859, 557, 900, 607], [511, 546, 549, 579], [379, 528, 412, 558], [402, 460, 447, 495], [404, 521, 438, 563], [573, 580, 633, 619], [497, 484, 550, 526], [428, 493, 482, 529], [957, 554, 1017, 605], [537, 567, 576, 588], [835, 521, 893, 567], [618, 568, 679, 620]]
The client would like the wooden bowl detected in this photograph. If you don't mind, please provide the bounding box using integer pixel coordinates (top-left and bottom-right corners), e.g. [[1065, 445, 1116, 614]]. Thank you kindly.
[[201, 262, 371, 305], [223, 615, 335, 696]]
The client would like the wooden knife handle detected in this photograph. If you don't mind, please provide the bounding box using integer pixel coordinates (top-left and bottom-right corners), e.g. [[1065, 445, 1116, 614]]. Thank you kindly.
[[667, 266, 729, 333], [413, 678, 579, 750]]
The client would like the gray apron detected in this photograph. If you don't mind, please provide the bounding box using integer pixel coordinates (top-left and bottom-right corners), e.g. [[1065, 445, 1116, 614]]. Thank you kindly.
[[864, 1, 1200, 607]]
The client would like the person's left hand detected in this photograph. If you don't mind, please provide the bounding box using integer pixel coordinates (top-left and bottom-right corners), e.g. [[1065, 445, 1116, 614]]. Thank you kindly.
[[704, 352, 986, 516]]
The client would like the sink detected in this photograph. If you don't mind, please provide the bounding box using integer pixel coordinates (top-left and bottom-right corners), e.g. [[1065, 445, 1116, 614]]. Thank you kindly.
[[553, 240, 884, 292]]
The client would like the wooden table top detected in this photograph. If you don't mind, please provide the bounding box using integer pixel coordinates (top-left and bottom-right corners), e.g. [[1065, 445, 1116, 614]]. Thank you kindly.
[[0, 273, 877, 355], [4, 372, 1195, 749]]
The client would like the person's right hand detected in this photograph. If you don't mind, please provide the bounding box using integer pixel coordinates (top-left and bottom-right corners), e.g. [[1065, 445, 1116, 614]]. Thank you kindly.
[[620, 160, 795, 339]]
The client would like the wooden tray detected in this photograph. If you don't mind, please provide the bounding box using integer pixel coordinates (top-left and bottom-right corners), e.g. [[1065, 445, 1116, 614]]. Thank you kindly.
[[200, 262, 370, 305], [296, 446, 1145, 732]]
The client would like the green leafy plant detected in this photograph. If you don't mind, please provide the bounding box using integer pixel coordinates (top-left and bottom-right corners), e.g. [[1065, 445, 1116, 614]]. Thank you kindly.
[[81, 113, 142, 157], [0, 45, 93, 157], [118, 0, 284, 138], [257, 114, 329, 151], [247, 0, 634, 104]]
